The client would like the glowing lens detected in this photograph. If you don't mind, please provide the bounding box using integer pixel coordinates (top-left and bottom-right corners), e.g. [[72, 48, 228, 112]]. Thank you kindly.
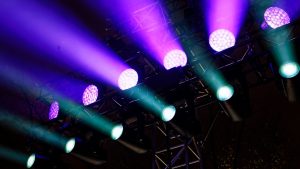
[[209, 29, 235, 52], [216, 85, 234, 101], [26, 154, 35, 168], [163, 49, 187, 70], [161, 105, 176, 122], [111, 125, 123, 140], [118, 69, 139, 90], [279, 62, 300, 78], [65, 138, 76, 153], [264, 7, 290, 29]]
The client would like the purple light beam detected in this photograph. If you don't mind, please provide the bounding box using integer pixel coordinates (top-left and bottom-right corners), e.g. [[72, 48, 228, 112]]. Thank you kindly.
[[88, 0, 187, 70], [204, 0, 248, 51], [0, 0, 138, 90]]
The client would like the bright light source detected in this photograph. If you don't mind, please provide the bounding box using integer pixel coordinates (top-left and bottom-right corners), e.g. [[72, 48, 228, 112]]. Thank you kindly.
[[111, 124, 123, 140], [82, 85, 98, 106], [163, 49, 187, 70], [279, 62, 300, 78], [26, 154, 35, 168], [48, 101, 59, 120], [65, 138, 76, 153], [264, 7, 290, 29], [161, 105, 176, 122], [216, 85, 234, 101], [209, 29, 236, 52], [118, 69, 138, 90]]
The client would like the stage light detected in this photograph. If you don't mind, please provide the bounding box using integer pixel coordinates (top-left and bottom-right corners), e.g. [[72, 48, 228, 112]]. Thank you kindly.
[[48, 101, 59, 120], [118, 69, 138, 90], [65, 138, 76, 153], [86, 1, 184, 71], [0, 112, 75, 153], [209, 29, 236, 52], [163, 49, 187, 70], [0, 146, 36, 168], [26, 154, 35, 168], [111, 125, 123, 140], [279, 62, 300, 78], [216, 85, 234, 101], [264, 7, 290, 29], [82, 85, 98, 106], [161, 105, 176, 122]]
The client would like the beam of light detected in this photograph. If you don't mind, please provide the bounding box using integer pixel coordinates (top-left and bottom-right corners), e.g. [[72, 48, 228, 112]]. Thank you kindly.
[[251, 1, 300, 79], [86, 0, 187, 70], [0, 0, 138, 90], [82, 85, 99, 106], [125, 85, 176, 122], [0, 61, 124, 140], [51, 80, 100, 106], [1, 53, 100, 107], [202, 68, 234, 101], [0, 146, 35, 168], [49, 101, 59, 120], [59, 98, 124, 140], [0, 112, 75, 153], [204, 0, 248, 51], [187, 38, 234, 101], [267, 32, 300, 78], [0, 57, 124, 140], [209, 29, 236, 52], [264, 7, 290, 29]]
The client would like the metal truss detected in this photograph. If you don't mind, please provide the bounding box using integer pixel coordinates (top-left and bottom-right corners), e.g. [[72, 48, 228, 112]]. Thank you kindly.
[[152, 121, 204, 169]]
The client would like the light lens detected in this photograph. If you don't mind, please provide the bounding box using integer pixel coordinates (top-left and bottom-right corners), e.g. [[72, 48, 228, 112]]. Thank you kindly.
[[264, 7, 290, 29], [26, 154, 35, 168], [216, 85, 234, 101], [209, 29, 236, 52], [49, 101, 59, 120], [161, 105, 176, 122], [65, 138, 76, 153], [163, 49, 187, 70], [118, 69, 139, 90], [111, 125, 123, 140], [279, 62, 300, 78], [82, 85, 98, 106]]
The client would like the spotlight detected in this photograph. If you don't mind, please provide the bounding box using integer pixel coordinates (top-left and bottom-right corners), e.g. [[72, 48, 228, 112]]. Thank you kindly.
[[0, 146, 36, 169], [209, 29, 235, 52], [279, 62, 300, 78], [161, 105, 176, 122], [65, 138, 76, 153], [48, 101, 59, 120], [0, 112, 75, 153], [216, 85, 234, 101], [26, 154, 35, 168], [264, 7, 290, 29], [118, 69, 139, 90], [111, 125, 123, 140], [163, 49, 187, 70], [50, 80, 99, 107], [82, 85, 98, 106]]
